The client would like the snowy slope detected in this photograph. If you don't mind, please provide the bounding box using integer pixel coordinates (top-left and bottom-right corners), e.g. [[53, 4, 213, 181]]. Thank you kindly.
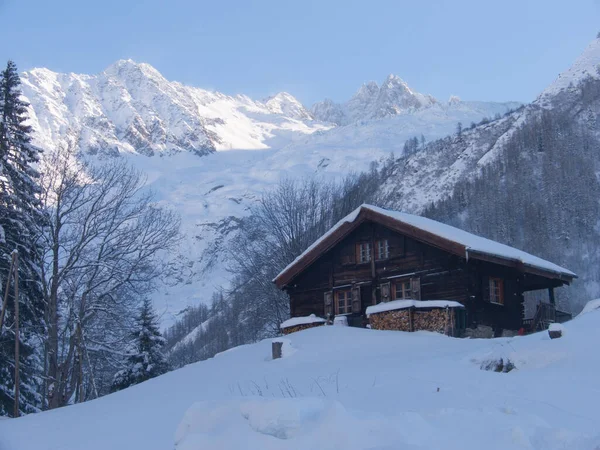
[[2, 306, 600, 450], [379, 37, 600, 218], [537, 37, 600, 105]]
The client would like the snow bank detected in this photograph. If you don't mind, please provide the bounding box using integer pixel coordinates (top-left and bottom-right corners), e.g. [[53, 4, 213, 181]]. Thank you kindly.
[[579, 298, 600, 316], [366, 299, 464, 317], [275, 205, 575, 283], [279, 314, 326, 330], [4, 307, 600, 450]]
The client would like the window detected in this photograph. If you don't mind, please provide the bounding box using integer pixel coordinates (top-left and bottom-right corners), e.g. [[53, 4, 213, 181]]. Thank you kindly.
[[335, 289, 352, 314], [394, 279, 412, 300], [489, 277, 504, 305], [356, 242, 371, 263], [375, 239, 389, 260]]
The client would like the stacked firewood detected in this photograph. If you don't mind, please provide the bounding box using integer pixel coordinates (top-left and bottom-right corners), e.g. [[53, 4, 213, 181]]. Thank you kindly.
[[281, 322, 326, 335], [369, 308, 454, 335], [369, 310, 412, 331], [413, 309, 449, 334]]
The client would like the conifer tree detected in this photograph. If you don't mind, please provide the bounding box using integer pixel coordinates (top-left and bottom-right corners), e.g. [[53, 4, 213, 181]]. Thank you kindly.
[[111, 299, 169, 392], [0, 61, 45, 416]]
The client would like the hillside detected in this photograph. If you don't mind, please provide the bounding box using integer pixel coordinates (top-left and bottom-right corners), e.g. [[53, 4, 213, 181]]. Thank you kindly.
[[2, 305, 599, 449]]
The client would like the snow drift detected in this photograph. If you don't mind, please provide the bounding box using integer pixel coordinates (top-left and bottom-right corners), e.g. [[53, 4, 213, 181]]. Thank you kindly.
[[2, 305, 600, 450]]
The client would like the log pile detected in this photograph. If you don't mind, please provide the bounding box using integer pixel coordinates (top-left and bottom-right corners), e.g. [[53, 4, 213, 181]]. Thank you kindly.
[[413, 309, 449, 334], [281, 322, 326, 335], [369, 307, 456, 335], [369, 309, 411, 331]]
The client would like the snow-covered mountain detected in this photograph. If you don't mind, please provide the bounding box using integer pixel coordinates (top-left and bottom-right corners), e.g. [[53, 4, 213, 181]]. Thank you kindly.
[[21, 59, 329, 157], [309, 74, 516, 126], [21, 60, 520, 324], [380, 37, 600, 216], [312, 74, 437, 125]]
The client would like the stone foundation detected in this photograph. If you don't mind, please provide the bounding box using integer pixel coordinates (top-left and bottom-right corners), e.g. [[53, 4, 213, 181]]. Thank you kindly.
[[281, 322, 326, 335], [369, 307, 458, 336]]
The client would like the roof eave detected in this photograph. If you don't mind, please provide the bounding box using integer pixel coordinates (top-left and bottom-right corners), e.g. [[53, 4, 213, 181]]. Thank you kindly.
[[465, 249, 576, 282]]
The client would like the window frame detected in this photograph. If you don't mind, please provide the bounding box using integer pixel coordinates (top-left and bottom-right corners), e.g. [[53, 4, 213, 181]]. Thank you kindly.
[[375, 239, 389, 260], [489, 277, 504, 305], [356, 242, 372, 264], [335, 289, 353, 315], [393, 278, 413, 300]]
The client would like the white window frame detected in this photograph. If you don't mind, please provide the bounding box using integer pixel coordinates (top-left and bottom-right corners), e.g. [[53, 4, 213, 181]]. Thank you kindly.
[[357, 242, 371, 264], [376, 239, 389, 260]]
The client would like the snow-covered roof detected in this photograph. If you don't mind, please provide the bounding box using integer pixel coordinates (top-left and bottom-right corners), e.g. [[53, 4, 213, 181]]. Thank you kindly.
[[366, 300, 464, 317], [280, 314, 327, 330], [274, 204, 576, 286]]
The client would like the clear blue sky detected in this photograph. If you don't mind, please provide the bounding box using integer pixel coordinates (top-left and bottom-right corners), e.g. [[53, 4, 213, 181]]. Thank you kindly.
[[1, 0, 599, 105]]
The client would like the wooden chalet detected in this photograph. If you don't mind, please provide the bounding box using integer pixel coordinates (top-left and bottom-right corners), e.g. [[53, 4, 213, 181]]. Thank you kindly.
[[273, 205, 576, 336]]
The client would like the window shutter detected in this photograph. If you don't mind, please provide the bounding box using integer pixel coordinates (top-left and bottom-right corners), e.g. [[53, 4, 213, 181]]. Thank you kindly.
[[324, 291, 333, 317], [380, 282, 391, 302], [410, 277, 421, 300], [351, 287, 361, 313], [482, 277, 491, 302]]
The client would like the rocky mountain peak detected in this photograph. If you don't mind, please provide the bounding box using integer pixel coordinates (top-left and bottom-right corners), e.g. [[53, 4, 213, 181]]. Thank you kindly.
[[264, 92, 312, 120], [312, 74, 438, 124]]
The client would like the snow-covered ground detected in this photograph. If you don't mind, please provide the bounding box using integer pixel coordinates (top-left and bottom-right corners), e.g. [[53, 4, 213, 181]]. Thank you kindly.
[[3, 305, 599, 450]]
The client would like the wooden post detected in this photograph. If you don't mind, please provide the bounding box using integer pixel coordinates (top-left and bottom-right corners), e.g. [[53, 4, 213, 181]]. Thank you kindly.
[[272, 341, 283, 360], [548, 287, 556, 306], [13, 252, 20, 418], [0, 252, 15, 334]]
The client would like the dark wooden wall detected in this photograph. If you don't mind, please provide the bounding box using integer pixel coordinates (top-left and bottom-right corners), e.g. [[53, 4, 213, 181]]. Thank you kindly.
[[285, 220, 529, 333]]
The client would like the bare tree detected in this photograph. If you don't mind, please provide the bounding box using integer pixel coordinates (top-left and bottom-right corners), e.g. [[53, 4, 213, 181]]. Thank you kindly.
[[38, 147, 180, 408]]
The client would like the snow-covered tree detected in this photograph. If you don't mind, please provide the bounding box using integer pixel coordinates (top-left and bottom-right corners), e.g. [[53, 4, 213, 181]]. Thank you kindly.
[[111, 299, 169, 392], [0, 61, 45, 416]]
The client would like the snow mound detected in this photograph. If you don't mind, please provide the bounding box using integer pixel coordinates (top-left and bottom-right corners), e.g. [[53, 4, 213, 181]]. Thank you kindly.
[[578, 298, 600, 316], [280, 314, 326, 330], [366, 299, 464, 316], [174, 399, 361, 449], [4, 303, 600, 450]]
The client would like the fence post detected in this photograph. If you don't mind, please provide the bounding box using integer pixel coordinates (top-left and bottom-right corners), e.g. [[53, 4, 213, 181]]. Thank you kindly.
[[272, 341, 283, 360]]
